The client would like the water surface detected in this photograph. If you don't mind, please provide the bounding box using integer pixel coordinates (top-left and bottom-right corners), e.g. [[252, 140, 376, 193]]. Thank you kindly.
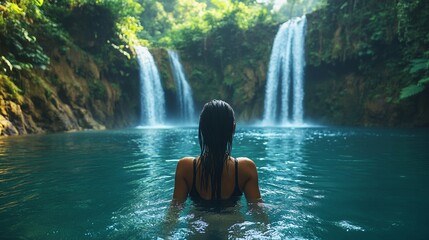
[[0, 127, 428, 239]]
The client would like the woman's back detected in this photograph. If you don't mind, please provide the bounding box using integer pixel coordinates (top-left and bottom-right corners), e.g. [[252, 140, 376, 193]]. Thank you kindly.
[[190, 157, 242, 200], [173, 156, 261, 202], [172, 100, 261, 203]]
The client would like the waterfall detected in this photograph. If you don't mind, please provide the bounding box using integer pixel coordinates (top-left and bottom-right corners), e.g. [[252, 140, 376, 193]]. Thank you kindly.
[[135, 46, 166, 126], [262, 15, 307, 126], [167, 50, 196, 124]]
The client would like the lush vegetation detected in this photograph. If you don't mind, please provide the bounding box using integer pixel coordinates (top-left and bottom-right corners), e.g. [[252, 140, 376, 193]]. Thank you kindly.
[[1, 0, 324, 120], [0, 2, 258, 94], [306, 0, 429, 100], [0, 0, 143, 106], [1, 0, 428, 132]]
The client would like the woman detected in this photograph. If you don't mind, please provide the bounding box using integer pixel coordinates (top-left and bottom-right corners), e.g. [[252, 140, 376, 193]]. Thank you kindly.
[[172, 100, 261, 203]]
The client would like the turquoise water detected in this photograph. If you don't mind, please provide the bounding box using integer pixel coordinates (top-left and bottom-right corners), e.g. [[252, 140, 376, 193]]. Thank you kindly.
[[0, 127, 428, 239]]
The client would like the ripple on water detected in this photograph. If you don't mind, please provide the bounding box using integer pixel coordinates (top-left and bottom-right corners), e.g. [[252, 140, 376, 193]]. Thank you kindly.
[[1, 127, 428, 239], [335, 220, 365, 232]]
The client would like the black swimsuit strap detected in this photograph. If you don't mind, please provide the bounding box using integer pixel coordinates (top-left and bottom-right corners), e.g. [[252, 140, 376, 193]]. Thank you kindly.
[[234, 158, 239, 187], [232, 158, 242, 196], [192, 158, 197, 191]]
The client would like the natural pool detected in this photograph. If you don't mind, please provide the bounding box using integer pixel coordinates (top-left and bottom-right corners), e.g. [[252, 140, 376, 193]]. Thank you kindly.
[[0, 127, 428, 239]]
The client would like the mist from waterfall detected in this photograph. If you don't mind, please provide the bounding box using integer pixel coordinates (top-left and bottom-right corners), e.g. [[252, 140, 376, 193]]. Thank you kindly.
[[135, 46, 166, 126], [262, 15, 307, 126], [168, 50, 196, 124]]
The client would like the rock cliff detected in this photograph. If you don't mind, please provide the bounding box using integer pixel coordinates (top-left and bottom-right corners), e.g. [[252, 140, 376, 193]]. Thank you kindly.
[[0, 45, 139, 136]]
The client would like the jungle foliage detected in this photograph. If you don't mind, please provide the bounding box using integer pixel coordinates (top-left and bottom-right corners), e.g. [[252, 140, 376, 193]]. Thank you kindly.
[[1, 0, 322, 114], [1, 0, 428, 126], [306, 0, 429, 100]]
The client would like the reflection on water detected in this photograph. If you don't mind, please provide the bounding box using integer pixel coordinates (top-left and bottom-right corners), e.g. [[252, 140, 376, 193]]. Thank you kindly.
[[107, 128, 201, 238], [262, 128, 318, 239], [0, 127, 428, 239], [234, 128, 320, 239]]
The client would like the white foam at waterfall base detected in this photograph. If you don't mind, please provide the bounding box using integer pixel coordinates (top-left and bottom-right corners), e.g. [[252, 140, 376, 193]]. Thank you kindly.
[[262, 16, 307, 127], [135, 46, 166, 126]]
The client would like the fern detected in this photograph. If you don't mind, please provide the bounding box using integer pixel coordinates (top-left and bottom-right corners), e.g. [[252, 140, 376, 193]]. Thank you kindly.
[[400, 84, 425, 99], [401, 57, 429, 100], [409, 58, 429, 74], [400, 76, 429, 100], [418, 77, 429, 84]]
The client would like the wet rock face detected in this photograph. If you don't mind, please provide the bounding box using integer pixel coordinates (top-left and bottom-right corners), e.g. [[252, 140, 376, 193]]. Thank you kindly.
[[0, 109, 20, 136], [0, 46, 139, 136], [0, 95, 32, 136], [304, 64, 429, 127]]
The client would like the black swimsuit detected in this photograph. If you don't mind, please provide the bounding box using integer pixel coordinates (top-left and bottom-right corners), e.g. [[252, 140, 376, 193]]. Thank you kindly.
[[189, 158, 243, 200]]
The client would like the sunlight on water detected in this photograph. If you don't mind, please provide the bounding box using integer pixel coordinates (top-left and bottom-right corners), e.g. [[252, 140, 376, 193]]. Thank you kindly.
[[252, 120, 323, 128], [135, 123, 198, 129], [135, 125, 174, 129], [336, 220, 365, 232], [0, 127, 428, 239]]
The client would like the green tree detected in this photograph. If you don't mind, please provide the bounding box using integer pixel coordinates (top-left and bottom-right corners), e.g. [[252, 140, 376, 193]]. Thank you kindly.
[[1, 0, 49, 73]]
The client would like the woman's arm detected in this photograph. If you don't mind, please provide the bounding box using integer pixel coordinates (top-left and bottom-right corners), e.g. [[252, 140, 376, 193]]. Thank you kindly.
[[239, 158, 268, 226], [239, 158, 262, 202], [172, 157, 192, 203]]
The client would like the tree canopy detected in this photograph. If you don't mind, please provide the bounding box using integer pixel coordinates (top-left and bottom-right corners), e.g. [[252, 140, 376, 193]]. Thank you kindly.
[[1, 0, 427, 104], [0, 0, 326, 72]]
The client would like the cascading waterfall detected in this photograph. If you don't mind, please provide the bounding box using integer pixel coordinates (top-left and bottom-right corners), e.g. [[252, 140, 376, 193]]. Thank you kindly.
[[167, 50, 196, 124], [262, 15, 307, 126], [135, 46, 166, 126]]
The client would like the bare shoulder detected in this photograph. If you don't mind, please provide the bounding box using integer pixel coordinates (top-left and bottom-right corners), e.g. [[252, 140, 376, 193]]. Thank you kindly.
[[176, 157, 194, 170], [236, 157, 256, 166], [175, 157, 195, 184], [178, 156, 195, 164], [236, 157, 257, 174], [236, 157, 261, 200], [173, 157, 195, 201]]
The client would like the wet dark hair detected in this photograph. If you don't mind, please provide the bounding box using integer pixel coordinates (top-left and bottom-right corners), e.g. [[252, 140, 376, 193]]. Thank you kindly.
[[198, 99, 235, 199]]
